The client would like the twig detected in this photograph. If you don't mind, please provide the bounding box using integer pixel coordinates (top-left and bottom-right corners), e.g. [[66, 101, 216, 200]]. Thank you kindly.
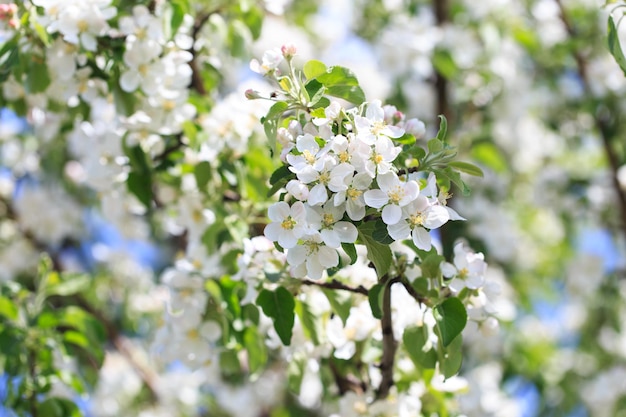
[[376, 277, 397, 399], [301, 278, 369, 295], [188, 10, 222, 95], [28, 348, 38, 417], [74, 296, 160, 402], [556, 0, 626, 240], [400, 277, 429, 305]]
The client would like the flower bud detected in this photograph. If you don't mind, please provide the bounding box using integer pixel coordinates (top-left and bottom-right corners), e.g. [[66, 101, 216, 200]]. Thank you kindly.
[[245, 89, 261, 100], [281, 44, 297, 59], [404, 118, 426, 138]]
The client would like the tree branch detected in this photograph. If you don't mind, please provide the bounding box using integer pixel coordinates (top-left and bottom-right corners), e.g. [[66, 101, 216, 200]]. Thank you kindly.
[[188, 10, 222, 95], [74, 296, 160, 402], [28, 348, 38, 417], [556, 0, 626, 240], [301, 278, 369, 295], [376, 278, 397, 399]]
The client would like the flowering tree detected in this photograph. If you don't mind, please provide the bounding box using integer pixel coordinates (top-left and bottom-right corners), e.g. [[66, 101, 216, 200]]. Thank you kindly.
[[1, 0, 626, 417]]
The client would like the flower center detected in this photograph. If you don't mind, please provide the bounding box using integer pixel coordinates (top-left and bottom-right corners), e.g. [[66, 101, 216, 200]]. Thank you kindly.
[[347, 187, 362, 200], [281, 216, 297, 230], [458, 267, 469, 278], [387, 185, 404, 204], [322, 213, 334, 228], [163, 100, 176, 111], [372, 153, 384, 165], [371, 121, 385, 136], [318, 171, 330, 185], [77, 20, 89, 32], [303, 150, 316, 165], [409, 213, 425, 228], [338, 150, 350, 163], [187, 329, 200, 340]]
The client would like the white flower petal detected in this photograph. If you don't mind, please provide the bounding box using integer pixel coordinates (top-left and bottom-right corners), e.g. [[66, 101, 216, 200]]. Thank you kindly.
[[308, 184, 328, 206], [388, 221, 411, 241], [334, 222, 358, 243], [364, 189, 388, 208], [317, 246, 339, 268], [268, 201, 290, 222], [424, 206, 450, 229], [382, 204, 402, 225], [412, 227, 432, 250]]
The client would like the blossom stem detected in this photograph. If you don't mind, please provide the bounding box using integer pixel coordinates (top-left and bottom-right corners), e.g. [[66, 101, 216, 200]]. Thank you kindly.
[[300, 278, 369, 295]]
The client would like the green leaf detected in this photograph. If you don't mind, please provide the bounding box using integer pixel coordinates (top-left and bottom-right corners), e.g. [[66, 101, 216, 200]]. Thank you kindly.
[[228, 20, 251, 58], [372, 220, 394, 244], [437, 167, 470, 196], [471, 142, 507, 173], [265, 101, 289, 120], [0, 46, 18, 83], [341, 242, 358, 265], [169, 0, 189, 37], [394, 133, 416, 145], [304, 79, 326, 106], [32, 22, 50, 46], [303, 60, 327, 80], [45, 274, 90, 297], [0, 296, 18, 320], [419, 251, 444, 280], [403, 326, 437, 369], [243, 326, 267, 374], [357, 222, 392, 278], [449, 161, 484, 177], [127, 171, 152, 208], [608, 16, 626, 76], [434, 297, 467, 347], [321, 289, 351, 325], [441, 334, 463, 378], [436, 115, 448, 142], [316, 66, 365, 104], [241, 5, 264, 39], [220, 350, 241, 376], [27, 58, 50, 93], [194, 161, 212, 191], [432, 50, 459, 79], [112, 82, 137, 116], [256, 287, 295, 346], [295, 299, 321, 345], [427, 138, 443, 153], [263, 101, 289, 155], [57, 307, 106, 348], [37, 398, 82, 417], [368, 283, 384, 319]]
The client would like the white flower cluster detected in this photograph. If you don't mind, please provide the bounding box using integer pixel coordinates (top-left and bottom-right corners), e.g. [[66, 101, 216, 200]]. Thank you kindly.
[[264, 99, 463, 279]]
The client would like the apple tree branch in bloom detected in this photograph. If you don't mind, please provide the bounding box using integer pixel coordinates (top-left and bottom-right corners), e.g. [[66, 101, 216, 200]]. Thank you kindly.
[[249, 44, 496, 400]]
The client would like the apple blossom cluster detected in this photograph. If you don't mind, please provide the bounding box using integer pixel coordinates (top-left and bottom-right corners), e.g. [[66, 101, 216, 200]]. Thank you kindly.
[[263, 97, 463, 279]]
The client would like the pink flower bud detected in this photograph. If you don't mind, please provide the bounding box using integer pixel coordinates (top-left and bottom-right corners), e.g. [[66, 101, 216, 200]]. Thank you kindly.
[[0, 4, 17, 19], [404, 118, 426, 138], [281, 44, 297, 59], [245, 89, 261, 100]]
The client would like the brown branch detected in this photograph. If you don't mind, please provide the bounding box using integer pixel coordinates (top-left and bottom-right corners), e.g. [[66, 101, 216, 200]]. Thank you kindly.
[[329, 359, 366, 395], [301, 278, 369, 295], [188, 10, 222, 95], [376, 277, 397, 399], [400, 277, 429, 305], [74, 296, 160, 403], [28, 348, 38, 417], [556, 0, 626, 240]]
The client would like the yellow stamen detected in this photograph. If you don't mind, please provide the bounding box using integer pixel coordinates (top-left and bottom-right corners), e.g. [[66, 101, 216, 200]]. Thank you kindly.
[[281, 217, 296, 230]]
